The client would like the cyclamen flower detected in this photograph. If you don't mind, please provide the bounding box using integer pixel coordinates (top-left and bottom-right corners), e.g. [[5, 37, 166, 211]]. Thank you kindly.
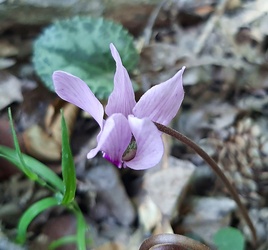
[[53, 44, 185, 170]]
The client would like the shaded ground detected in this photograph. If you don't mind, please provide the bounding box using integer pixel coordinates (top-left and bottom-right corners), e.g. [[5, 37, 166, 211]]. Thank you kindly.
[[0, 0, 268, 249]]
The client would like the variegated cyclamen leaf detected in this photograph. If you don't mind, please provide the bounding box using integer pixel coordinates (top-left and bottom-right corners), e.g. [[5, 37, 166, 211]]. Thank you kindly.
[[33, 16, 139, 99]]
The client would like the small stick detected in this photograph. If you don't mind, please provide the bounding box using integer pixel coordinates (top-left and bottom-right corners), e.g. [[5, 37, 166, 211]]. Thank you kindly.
[[194, 0, 228, 55], [140, 0, 167, 48]]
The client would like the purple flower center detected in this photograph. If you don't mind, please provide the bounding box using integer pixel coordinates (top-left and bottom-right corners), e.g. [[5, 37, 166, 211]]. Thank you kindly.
[[102, 152, 123, 168], [102, 139, 137, 168]]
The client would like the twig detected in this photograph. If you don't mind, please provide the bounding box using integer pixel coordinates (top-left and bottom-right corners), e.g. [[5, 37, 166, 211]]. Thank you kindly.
[[140, 0, 168, 48], [194, 0, 229, 55]]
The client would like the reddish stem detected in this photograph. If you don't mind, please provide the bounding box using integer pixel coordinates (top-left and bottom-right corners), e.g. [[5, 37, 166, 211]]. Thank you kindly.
[[154, 122, 257, 246]]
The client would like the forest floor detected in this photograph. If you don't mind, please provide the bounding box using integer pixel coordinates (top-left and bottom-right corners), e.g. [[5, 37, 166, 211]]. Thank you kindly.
[[0, 0, 268, 249]]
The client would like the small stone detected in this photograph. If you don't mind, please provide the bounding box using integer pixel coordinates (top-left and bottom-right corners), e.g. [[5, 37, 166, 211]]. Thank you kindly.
[[0, 231, 26, 250], [261, 141, 268, 155], [259, 208, 268, 220], [181, 197, 237, 245], [0, 71, 23, 110], [86, 164, 135, 226], [250, 125, 261, 137], [144, 157, 196, 219]]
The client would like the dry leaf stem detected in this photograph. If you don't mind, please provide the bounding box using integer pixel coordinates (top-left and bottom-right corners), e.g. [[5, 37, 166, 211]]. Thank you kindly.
[[154, 122, 257, 246]]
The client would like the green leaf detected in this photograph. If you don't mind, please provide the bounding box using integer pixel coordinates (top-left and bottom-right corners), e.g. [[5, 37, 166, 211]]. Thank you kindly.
[[16, 197, 59, 244], [61, 110, 76, 205], [213, 227, 245, 250], [75, 209, 87, 250], [0, 145, 64, 193], [8, 108, 38, 181], [49, 235, 77, 250], [49, 232, 92, 250], [71, 203, 88, 250], [33, 16, 139, 99]]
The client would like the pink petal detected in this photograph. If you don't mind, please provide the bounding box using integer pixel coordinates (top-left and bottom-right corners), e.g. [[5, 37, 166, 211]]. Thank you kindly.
[[125, 116, 164, 170], [53, 71, 104, 129], [133, 67, 185, 125], [105, 44, 136, 117], [87, 114, 132, 168]]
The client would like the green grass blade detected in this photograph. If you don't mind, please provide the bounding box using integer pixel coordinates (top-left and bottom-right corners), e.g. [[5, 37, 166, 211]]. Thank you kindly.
[[71, 203, 88, 250], [61, 110, 76, 205], [49, 235, 77, 250], [0, 146, 64, 193], [76, 210, 87, 250], [8, 108, 38, 181], [16, 197, 59, 244], [49, 203, 91, 250]]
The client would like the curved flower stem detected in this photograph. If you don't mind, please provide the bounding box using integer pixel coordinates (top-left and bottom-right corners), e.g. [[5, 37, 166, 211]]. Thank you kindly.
[[139, 234, 210, 250], [154, 122, 257, 246]]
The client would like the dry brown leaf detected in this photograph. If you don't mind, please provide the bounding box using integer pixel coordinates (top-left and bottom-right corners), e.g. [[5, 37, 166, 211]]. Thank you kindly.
[[221, 0, 268, 36], [226, 0, 241, 10], [194, 5, 214, 17], [0, 40, 18, 57], [20, 99, 79, 162], [44, 100, 79, 145], [22, 125, 61, 161], [152, 216, 174, 235], [137, 194, 162, 232], [141, 43, 186, 73]]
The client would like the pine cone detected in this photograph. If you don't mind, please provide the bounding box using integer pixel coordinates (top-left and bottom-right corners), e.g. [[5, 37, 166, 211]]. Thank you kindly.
[[211, 117, 268, 208]]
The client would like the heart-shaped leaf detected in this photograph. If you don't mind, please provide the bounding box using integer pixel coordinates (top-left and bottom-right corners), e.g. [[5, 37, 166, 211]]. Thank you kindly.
[[33, 16, 139, 99]]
